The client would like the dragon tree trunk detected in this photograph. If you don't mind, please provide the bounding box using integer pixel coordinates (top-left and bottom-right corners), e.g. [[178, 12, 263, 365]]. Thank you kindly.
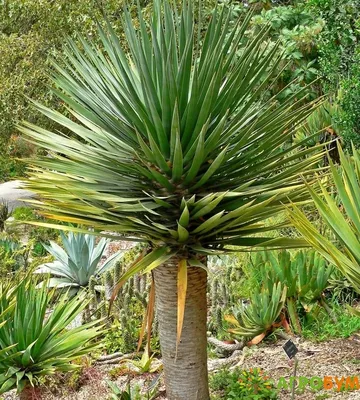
[[153, 258, 209, 400]]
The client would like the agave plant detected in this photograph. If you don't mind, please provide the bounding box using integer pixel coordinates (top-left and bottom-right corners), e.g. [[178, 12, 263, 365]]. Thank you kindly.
[[35, 231, 124, 296], [0, 279, 103, 398], [20, 1, 324, 397], [227, 282, 287, 344], [290, 144, 360, 293]]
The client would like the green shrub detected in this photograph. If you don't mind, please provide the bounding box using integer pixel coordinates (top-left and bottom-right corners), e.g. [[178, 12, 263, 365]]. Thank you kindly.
[[306, 0, 360, 147], [0, 236, 26, 273], [336, 48, 360, 148], [210, 367, 278, 400], [302, 305, 360, 342], [12, 207, 35, 221], [0, 278, 104, 396]]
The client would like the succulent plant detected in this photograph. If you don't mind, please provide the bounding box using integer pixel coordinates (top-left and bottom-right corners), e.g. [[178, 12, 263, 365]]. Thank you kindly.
[[260, 249, 333, 332], [35, 231, 123, 296], [227, 282, 287, 343], [0, 278, 104, 396]]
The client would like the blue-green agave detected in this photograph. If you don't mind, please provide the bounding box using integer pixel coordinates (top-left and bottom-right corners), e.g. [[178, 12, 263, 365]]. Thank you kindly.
[[35, 231, 123, 295]]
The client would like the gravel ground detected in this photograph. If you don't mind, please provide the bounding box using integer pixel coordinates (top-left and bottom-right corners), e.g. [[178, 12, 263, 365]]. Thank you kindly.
[[3, 336, 360, 399], [239, 335, 360, 400]]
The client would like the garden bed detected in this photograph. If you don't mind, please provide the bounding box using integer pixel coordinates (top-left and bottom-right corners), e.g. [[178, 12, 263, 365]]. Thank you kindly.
[[2, 336, 360, 400]]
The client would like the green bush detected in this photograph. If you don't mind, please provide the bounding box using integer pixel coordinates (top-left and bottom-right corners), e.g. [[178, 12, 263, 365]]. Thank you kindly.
[[306, 0, 360, 147], [0, 235, 28, 274], [210, 367, 278, 400], [302, 304, 360, 341], [336, 48, 360, 148], [12, 206, 35, 221], [0, 278, 104, 395]]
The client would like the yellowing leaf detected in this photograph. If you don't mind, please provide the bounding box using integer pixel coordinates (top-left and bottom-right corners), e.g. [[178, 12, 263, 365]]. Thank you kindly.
[[176, 259, 188, 356]]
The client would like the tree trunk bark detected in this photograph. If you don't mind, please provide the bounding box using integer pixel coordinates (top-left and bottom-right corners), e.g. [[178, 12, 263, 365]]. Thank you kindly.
[[153, 259, 209, 400]]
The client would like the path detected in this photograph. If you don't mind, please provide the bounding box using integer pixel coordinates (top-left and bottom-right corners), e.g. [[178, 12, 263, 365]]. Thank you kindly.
[[0, 180, 35, 210]]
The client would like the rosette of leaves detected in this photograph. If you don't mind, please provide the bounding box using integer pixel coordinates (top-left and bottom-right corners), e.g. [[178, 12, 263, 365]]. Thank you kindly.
[[0, 279, 104, 398], [227, 282, 287, 344], [35, 231, 124, 296]]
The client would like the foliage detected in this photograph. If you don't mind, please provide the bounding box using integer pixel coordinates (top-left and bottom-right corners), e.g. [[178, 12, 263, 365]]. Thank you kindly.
[[294, 101, 340, 147], [302, 304, 360, 342], [327, 269, 359, 304], [0, 201, 11, 232], [83, 245, 153, 354], [107, 376, 160, 400], [305, 0, 360, 147], [35, 231, 123, 296], [227, 282, 287, 341], [290, 144, 360, 293], [6, 207, 61, 259], [11, 206, 35, 222], [0, 235, 31, 273], [107, 381, 136, 400], [0, 0, 132, 148], [336, 49, 360, 148], [21, 0, 324, 282], [120, 350, 162, 375], [210, 367, 278, 400], [43, 358, 101, 394], [0, 137, 30, 182], [306, 0, 360, 84], [251, 3, 323, 100], [225, 249, 333, 338], [0, 278, 104, 394], [260, 249, 333, 332], [207, 254, 247, 337]]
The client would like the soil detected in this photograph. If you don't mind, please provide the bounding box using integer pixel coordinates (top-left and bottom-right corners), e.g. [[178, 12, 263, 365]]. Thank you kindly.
[[3, 336, 360, 400], [240, 335, 360, 400]]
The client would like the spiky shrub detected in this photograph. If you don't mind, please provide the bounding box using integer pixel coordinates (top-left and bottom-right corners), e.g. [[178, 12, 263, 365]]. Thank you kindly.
[[224, 250, 332, 341], [0, 279, 104, 398], [35, 231, 123, 296], [260, 250, 333, 333], [290, 144, 360, 293], [227, 282, 287, 343], [20, 1, 324, 397]]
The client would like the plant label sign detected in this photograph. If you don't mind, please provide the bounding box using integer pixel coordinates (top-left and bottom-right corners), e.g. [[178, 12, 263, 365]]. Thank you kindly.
[[283, 339, 298, 360]]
